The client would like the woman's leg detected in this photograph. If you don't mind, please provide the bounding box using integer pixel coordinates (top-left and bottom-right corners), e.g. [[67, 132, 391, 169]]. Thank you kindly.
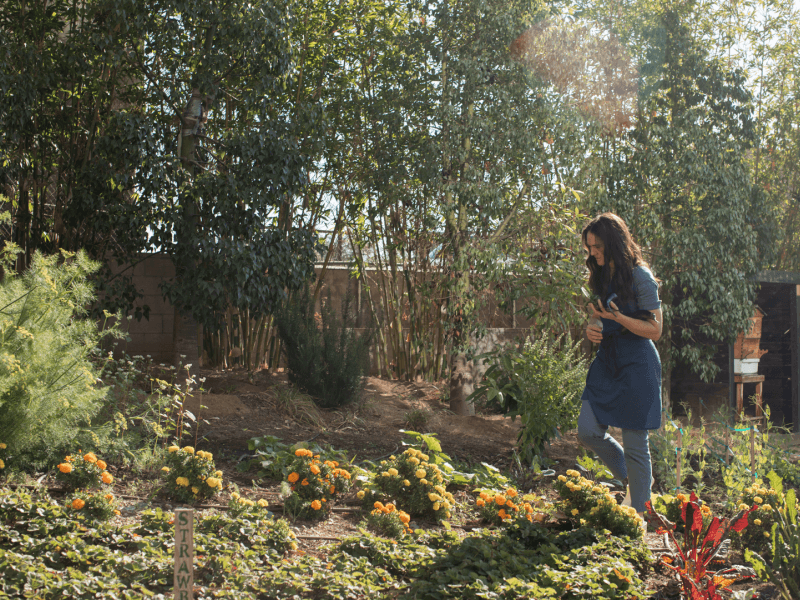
[[620, 428, 653, 513], [576, 400, 627, 482]]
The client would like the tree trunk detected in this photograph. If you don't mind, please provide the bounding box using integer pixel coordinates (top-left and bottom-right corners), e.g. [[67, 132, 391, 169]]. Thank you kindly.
[[449, 351, 475, 416]]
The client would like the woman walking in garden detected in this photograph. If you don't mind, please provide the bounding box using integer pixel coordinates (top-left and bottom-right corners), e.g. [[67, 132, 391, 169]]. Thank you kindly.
[[578, 212, 662, 520]]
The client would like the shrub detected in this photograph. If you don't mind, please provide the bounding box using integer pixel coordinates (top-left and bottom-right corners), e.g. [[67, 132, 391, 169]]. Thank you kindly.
[[364, 502, 412, 538], [0, 251, 119, 467], [474, 487, 546, 525], [275, 286, 372, 409], [469, 332, 587, 461], [55, 450, 114, 492], [66, 490, 118, 522], [283, 448, 352, 519], [732, 482, 781, 553], [161, 445, 223, 504]]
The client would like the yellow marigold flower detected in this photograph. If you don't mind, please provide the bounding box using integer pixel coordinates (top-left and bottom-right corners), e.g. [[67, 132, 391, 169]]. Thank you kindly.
[[593, 486, 604, 494], [388, 468, 399, 476], [168, 446, 179, 453], [231, 492, 240, 500], [301, 478, 309, 486], [83, 452, 97, 463], [96, 460, 107, 470], [311, 500, 322, 510], [557, 475, 567, 482], [476, 498, 485, 507], [357, 490, 365, 499], [495, 494, 507, 506], [160, 467, 170, 474], [409, 457, 420, 466], [192, 487, 199, 494], [288, 472, 300, 483], [176, 477, 190, 487], [105, 493, 114, 501], [206, 477, 220, 488], [739, 503, 749, 511], [420, 479, 428, 485], [0, 459, 4, 469], [257, 499, 269, 508], [571, 508, 579, 516], [754, 518, 762, 526], [310, 464, 320, 475], [433, 502, 440, 511], [381, 471, 390, 477], [754, 496, 763, 504], [215, 470, 223, 477], [428, 493, 440, 502], [566, 469, 579, 478], [761, 504, 772, 511], [58, 463, 72, 474], [182, 446, 194, 454], [403, 480, 411, 487], [71, 498, 85, 510], [764, 532, 770, 538], [389, 455, 396, 461], [415, 469, 426, 479], [0, 443, 6, 449], [446, 492, 455, 502], [101, 472, 113, 484]]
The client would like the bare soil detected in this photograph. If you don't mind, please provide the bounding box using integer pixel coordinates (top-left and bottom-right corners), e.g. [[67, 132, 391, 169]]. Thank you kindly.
[[104, 368, 779, 599]]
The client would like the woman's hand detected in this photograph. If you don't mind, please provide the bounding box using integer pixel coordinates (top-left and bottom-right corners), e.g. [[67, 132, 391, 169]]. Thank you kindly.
[[591, 299, 621, 322]]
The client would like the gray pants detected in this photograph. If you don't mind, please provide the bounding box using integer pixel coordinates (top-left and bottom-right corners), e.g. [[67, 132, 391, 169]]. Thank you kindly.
[[576, 400, 653, 513]]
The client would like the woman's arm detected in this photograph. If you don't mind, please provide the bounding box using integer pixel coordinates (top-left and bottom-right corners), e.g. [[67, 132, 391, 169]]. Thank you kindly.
[[591, 302, 663, 342]]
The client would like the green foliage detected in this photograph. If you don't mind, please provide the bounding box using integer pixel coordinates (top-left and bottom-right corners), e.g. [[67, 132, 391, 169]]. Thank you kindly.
[[746, 475, 800, 600], [239, 435, 350, 481], [276, 287, 372, 409], [363, 505, 413, 539], [470, 332, 588, 461], [0, 252, 117, 467], [161, 446, 223, 504]]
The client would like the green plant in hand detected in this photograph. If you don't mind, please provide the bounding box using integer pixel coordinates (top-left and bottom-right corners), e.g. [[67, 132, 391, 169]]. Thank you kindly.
[[162, 445, 223, 504], [469, 332, 587, 462], [745, 473, 800, 600]]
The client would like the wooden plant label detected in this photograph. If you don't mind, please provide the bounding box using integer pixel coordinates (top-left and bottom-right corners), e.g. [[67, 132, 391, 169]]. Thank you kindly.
[[174, 508, 194, 600]]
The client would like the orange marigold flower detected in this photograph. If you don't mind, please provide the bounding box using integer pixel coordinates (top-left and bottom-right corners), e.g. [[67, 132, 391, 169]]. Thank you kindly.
[[71, 498, 86, 510], [105, 494, 114, 501], [83, 452, 98, 463], [311, 500, 322, 510], [58, 463, 72, 474], [301, 479, 309, 486], [310, 464, 320, 475], [288, 472, 300, 483], [374, 501, 384, 510], [329, 485, 335, 494], [506, 489, 518, 498], [101, 472, 113, 484], [495, 494, 507, 506], [476, 498, 485, 507], [498, 509, 508, 519], [96, 460, 107, 470], [399, 512, 410, 524]]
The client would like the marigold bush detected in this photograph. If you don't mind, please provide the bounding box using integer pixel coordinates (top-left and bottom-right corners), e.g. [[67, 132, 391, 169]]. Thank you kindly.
[[66, 490, 118, 521], [283, 448, 352, 519], [732, 483, 781, 552], [161, 445, 223, 504], [55, 450, 114, 492], [474, 488, 547, 526], [364, 501, 413, 538], [362, 448, 454, 522]]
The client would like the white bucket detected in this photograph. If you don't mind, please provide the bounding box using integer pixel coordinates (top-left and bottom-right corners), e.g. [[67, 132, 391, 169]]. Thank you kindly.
[[734, 359, 760, 374]]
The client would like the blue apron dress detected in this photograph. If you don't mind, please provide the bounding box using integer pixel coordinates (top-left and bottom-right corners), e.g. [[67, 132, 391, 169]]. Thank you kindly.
[[581, 266, 662, 430]]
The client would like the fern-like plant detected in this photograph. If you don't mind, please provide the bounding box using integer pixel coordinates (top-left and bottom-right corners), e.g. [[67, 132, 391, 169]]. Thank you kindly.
[[469, 331, 588, 462], [276, 287, 372, 409]]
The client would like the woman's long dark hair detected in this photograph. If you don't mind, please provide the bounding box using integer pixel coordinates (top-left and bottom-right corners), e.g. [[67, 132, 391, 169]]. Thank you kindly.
[[582, 213, 654, 307]]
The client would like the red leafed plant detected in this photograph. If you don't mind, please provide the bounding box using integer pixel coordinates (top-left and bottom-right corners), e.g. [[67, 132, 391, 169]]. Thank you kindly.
[[646, 492, 755, 600]]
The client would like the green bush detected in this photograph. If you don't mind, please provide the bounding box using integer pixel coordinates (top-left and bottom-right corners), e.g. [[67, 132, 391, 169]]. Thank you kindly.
[[470, 331, 588, 462], [276, 287, 372, 409], [0, 251, 117, 467]]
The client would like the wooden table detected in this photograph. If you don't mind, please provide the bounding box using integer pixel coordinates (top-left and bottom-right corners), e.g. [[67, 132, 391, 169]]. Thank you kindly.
[[734, 374, 765, 417]]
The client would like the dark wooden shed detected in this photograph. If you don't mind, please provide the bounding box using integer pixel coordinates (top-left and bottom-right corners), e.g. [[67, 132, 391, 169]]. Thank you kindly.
[[671, 271, 800, 432]]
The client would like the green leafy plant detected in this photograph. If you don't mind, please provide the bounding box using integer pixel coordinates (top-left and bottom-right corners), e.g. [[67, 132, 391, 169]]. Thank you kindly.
[[650, 492, 713, 533], [469, 332, 587, 462], [276, 287, 372, 409], [0, 251, 121, 468], [647, 492, 754, 599], [161, 445, 223, 504], [66, 490, 118, 522], [745, 474, 800, 600], [283, 448, 352, 519]]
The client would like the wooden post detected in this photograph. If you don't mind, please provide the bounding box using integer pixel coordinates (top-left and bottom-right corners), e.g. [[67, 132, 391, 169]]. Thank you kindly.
[[676, 429, 682, 490], [724, 427, 732, 465], [174, 509, 194, 600], [750, 426, 756, 484]]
